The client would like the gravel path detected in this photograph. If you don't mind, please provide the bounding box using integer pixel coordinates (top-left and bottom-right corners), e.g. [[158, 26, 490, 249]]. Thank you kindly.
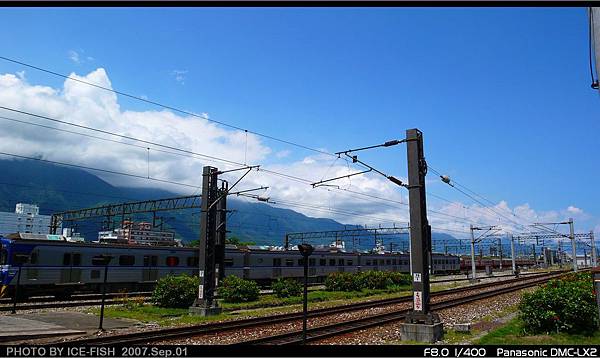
[[313, 287, 535, 345]]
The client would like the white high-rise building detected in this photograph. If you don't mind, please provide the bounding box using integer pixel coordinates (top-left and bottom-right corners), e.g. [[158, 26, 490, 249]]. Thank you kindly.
[[0, 203, 55, 236]]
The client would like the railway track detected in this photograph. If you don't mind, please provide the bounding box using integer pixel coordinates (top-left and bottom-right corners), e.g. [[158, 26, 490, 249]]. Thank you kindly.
[[430, 269, 553, 284], [236, 275, 556, 345], [64, 269, 569, 346], [0, 271, 552, 312], [0, 292, 151, 312]]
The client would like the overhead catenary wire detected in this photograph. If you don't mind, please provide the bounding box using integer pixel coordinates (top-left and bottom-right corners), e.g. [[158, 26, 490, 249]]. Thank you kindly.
[[0, 105, 479, 229], [0, 106, 247, 169], [0, 151, 202, 190], [0, 79, 547, 235], [0, 55, 337, 158], [426, 164, 536, 232]]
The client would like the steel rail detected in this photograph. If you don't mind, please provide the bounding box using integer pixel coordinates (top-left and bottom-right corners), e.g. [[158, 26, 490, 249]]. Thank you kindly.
[[236, 271, 572, 345], [66, 270, 570, 346]]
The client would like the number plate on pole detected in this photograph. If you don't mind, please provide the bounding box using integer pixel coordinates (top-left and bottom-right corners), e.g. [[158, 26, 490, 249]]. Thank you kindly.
[[414, 291, 423, 311]]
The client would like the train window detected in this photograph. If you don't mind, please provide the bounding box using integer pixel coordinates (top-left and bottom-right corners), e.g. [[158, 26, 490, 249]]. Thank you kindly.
[[386, 259, 391, 265], [0, 249, 6, 265], [187, 257, 199, 267], [224, 258, 234, 267], [30, 251, 38, 264], [119, 255, 135, 266], [346, 260, 353, 266], [91, 270, 100, 279], [379, 259, 384, 265], [72, 254, 81, 266], [143, 255, 158, 267], [338, 259, 344, 266], [309, 258, 316, 266], [319, 259, 326, 266], [392, 259, 397, 265], [329, 259, 336, 266], [285, 259, 294, 267], [298, 258, 304, 266], [366, 260, 371, 266], [63, 253, 71, 266], [166, 256, 180, 267], [257, 258, 263, 264], [273, 258, 282, 267]]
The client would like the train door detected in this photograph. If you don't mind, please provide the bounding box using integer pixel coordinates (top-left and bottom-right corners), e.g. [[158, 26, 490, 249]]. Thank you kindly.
[[60, 252, 82, 283], [243, 252, 250, 279], [273, 258, 282, 278], [143, 255, 158, 281]]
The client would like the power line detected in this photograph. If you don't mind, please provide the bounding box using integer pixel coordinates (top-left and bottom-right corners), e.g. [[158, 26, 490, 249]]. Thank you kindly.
[[1, 103, 494, 232], [0, 180, 140, 202], [1, 114, 482, 232], [0, 106, 247, 169], [427, 164, 534, 231], [0, 115, 244, 170], [0, 107, 426, 226], [0, 151, 201, 190], [0, 55, 336, 157]]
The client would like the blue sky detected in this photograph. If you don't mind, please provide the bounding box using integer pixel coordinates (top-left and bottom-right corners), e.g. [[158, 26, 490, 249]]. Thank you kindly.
[[0, 7, 598, 234]]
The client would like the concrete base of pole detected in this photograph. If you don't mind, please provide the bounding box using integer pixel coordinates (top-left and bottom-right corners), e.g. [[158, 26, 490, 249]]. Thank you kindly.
[[188, 306, 222, 316], [400, 322, 444, 343]]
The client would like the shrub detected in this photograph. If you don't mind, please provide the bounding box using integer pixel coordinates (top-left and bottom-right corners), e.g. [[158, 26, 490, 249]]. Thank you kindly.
[[218, 275, 260, 303], [325, 272, 361, 291], [151, 274, 199, 308], [325, 270, 411, 292], [519, 272, 598, 334], [387, 272, 412, 286], [356, 271, 394, 290], [272, 278, 303, 298]]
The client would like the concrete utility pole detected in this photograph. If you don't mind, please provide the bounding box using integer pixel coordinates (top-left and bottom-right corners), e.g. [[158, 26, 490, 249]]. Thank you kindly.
[[470, 225, 477, 280], [215, 180, 228, 283], [510, 234, 516, 275], [498, 237, 503, 270], [592, 230, 597, 267], [405, 129, 434, 320], [570, 218, 577, 272], [558, 240, 563, 268], [401, 128, 443, 342], [190, 166, 222, 316]]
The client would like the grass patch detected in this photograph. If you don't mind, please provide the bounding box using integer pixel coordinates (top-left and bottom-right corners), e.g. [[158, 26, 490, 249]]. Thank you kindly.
[[477, 318, 600, 345], [89, 286, 412, 327], [444, 329, 475, 344], [221, 285, 412, 311], [88, 305, 233, 326]]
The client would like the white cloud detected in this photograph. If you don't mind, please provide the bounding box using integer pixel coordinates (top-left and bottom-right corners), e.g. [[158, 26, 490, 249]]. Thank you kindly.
[[68, 50, 80, 64], [567, 206, 583, 214], [68, 50, 94, 64], [171, 70, 188, 84], [0, 68, 597, 234]]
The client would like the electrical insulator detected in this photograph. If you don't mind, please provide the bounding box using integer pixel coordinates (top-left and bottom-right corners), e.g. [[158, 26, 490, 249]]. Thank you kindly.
[[388, 176, 405, 187], [441, 175, 451, 185], [383, 140, 401, 147]]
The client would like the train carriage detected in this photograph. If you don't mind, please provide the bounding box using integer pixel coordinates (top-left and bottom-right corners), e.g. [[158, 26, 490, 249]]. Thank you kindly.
[[0, 234, 462, 298]]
